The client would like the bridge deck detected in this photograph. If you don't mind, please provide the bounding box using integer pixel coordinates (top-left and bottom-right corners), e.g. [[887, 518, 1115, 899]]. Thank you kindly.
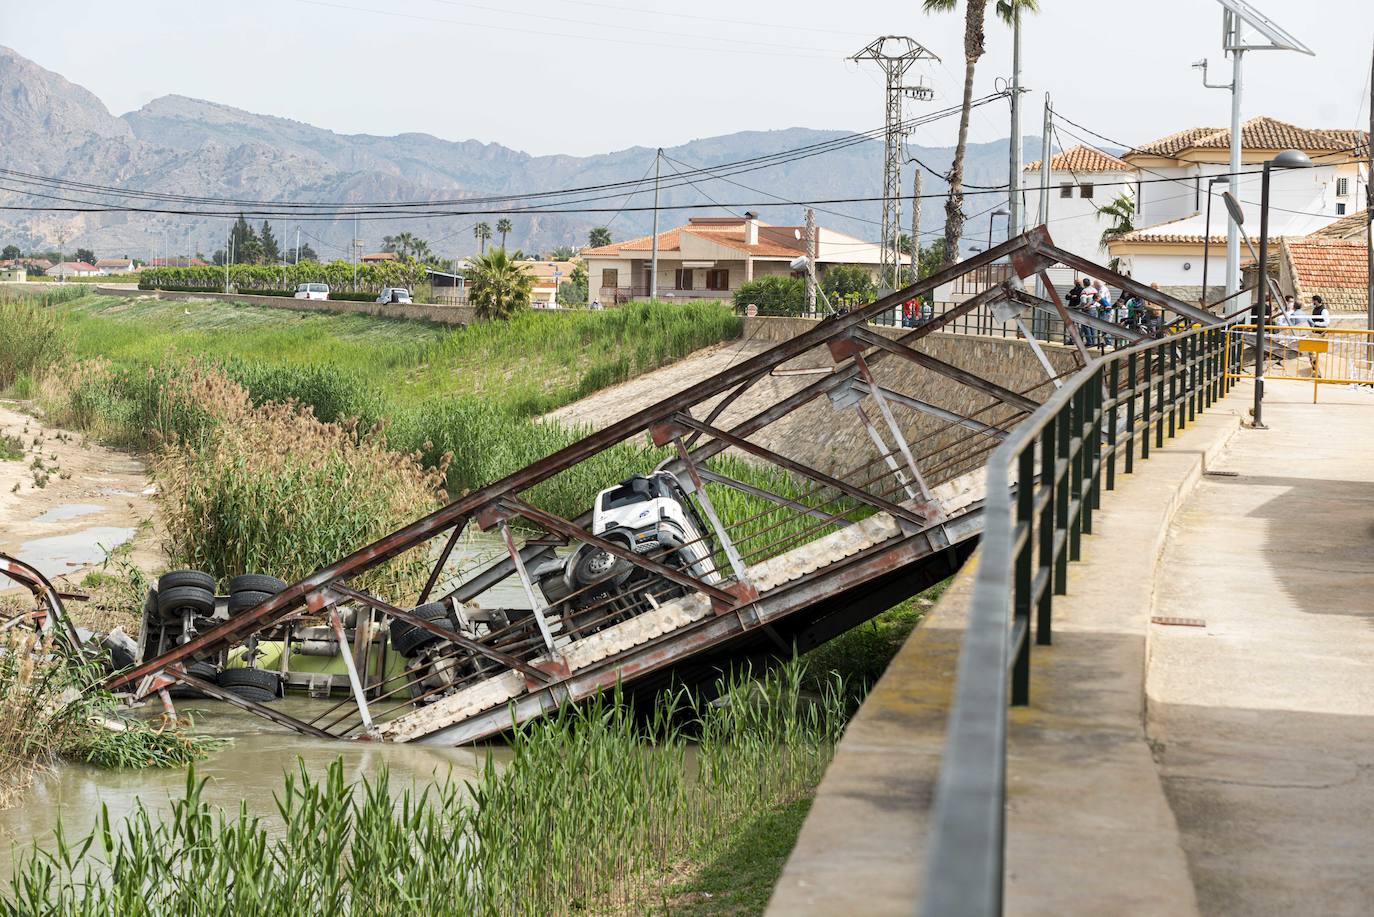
[[774, 378, 1374, 915]]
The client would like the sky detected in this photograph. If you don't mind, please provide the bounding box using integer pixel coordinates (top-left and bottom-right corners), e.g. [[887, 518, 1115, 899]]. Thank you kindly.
[[3, 0, 1371, 158]]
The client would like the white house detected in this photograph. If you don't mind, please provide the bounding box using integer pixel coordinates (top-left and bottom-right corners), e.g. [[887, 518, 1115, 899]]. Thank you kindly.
[[46, 261, 100, 279], [581, 213, 883, 304], [1109, 117, 1368, 302], [94, 257, 137, 275], [1022, 144, 1134, 286]]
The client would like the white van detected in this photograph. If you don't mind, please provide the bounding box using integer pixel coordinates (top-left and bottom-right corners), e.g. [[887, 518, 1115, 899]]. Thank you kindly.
[[294, 283, 329, 301]]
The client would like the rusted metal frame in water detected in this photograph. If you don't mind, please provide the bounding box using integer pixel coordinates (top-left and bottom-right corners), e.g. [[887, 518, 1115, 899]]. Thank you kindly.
[[417, 516, 469, 604], [107, 235, 1040, 692], [0, 552, 86, 650], [161, 667, 337, 740]]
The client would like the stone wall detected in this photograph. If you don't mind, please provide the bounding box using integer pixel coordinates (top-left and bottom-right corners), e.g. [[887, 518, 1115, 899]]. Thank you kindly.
[[734, 317, 1081, 486], [95, 285, 477, 325]]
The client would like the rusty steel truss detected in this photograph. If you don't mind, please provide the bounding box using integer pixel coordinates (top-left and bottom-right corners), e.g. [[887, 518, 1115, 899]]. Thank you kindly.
[[103, 227, 1224, 744]]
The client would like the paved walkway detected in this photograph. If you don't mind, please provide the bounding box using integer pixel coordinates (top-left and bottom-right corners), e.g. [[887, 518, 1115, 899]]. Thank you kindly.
[[1147, 380, 1374, 915]]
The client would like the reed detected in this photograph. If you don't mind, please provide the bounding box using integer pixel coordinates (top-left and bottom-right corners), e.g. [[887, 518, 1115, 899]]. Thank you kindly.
[[2, 660, 844, 915]]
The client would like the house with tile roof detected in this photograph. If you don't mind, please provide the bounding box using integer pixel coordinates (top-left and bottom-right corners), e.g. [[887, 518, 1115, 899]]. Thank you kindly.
[[1278, 238, 1369, 315], [1022, 144, 1133, 273], [1108, 117, 1368, 302], [45, 261, 100, 278], [581, 213, 882, 304], [94, 257, 137, 274]]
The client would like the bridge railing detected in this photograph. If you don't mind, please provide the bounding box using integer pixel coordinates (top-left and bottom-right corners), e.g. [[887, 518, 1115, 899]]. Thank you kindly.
[[919, 318, 1242, 916]]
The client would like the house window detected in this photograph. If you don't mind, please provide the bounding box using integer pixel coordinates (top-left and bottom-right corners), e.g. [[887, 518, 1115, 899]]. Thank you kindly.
[[1336, 177, 1350, 196], [705, 268, 729, 290], [601, 269, 619, 289], [1059, 183, 1073, 198], [1336, 202, 1347, 215], [1079, 183, 1094, 199], [675, 268, 694, 290]]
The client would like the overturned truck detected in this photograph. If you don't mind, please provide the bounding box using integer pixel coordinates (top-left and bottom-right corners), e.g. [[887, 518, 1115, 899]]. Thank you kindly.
[[105, 228, 1227, 744]]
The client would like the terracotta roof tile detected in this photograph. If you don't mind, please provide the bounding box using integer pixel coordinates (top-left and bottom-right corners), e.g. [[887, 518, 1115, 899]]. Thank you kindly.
[[1310, 209, 1369, 241], [1129, 118, 1368, 160], [1111, 214, 1228, 246], [1283, 239, 1369, 312], [1024, 144, 1132, 173], [1131, 126, 1222, 158], [582, 218, 809, 259]]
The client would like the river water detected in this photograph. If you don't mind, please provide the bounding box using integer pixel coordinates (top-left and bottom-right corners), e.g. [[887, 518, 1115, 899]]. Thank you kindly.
[[0, 699, 510, 873]]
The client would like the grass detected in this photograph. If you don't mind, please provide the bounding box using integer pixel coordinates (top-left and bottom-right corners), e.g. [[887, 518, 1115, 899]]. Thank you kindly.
[[3, 660, 844, 916], [0, 434, 22, 461]]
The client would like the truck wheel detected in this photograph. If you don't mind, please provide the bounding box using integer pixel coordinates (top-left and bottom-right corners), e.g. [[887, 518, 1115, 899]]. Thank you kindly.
[[389, 602, 456, 657], [228, 574, 287, 596], [169, 661, 220, 698], [216, 667, 281, 703], [572, 544, 632, 588], [157, 585, 214, 620], [158, 570, 216, 593], [228, 590, 273, 615]]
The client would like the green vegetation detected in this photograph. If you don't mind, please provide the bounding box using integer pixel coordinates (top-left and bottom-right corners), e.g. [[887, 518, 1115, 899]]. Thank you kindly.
[[820, 265, 876, 304], [0, 630, 222, 808], [138, 260, 427, 296], [733, 274, 808, 316], [588, 226, 612, 248], [467, 247, 534, 320], [0, 434, 22, 461], [4, 661, 843, 915], [0, 286, 83, 389]]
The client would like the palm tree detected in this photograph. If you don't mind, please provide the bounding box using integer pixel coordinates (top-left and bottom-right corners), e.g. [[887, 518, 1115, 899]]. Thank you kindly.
[[588, 227, 612, 249], [923, 0, 1039, 266], [469, 248, 534, 321], [474, 222, 493, 254], [1097, 192, 1135, 250], [549, 245, 576, 261], [496, 218, 513, 250]]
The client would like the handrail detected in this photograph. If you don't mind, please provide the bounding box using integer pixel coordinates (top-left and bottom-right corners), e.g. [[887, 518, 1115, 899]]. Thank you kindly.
[[918, 315, 1243, 916]]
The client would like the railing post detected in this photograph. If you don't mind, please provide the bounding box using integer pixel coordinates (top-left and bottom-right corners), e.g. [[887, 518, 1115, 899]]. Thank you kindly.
[[1142, 344, 1152, 460], [1080, 386, 1095, 537], [1169, 338, 1180, 437], [1107, 359, 1119, 491], [1155, 346, 1166, 449], [1188, 332, 1198, 422], [1090, 367, 1103, 512], [1054, 393, 1071, 595], [1037, 418, 1056, 645], [1012, 445, 1035, 706], [1125, 351, 1137, 475], [1068, 386, 1083, 562]]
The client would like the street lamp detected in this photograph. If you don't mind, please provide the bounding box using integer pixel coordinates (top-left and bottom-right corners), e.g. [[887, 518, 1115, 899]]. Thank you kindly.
[[1252, 148, 1313, 429], [1200, 175, 1229, 307], [988, 209, 1009, 251]]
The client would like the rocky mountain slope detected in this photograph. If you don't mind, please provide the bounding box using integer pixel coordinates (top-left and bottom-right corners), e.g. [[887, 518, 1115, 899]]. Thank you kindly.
[[0, 45, 1032, 260]]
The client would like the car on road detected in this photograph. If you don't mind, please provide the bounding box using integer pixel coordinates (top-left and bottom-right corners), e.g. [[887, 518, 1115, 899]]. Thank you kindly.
[[294, 282, 330, 300], [377, 287, 413, 304]]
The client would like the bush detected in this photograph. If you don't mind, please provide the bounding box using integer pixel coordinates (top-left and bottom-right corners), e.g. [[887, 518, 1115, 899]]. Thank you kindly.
[[820, 265, 876, 304], [138, 261, 426, 296], [732, 275, 807, 316], [0, 291, 71, 389]]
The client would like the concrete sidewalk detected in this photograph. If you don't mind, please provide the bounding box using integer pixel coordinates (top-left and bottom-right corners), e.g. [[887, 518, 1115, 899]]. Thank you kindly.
[[1147, 380, 1374, 916]]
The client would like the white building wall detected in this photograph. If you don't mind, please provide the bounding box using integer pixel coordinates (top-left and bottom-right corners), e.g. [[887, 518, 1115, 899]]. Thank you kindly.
[[1116, 251, 1226, 289], [1024, 168, 1127, 261]]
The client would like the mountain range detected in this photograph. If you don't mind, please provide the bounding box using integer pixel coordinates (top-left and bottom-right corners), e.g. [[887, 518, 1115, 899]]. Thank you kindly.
[[0, 45, 1036, 260]]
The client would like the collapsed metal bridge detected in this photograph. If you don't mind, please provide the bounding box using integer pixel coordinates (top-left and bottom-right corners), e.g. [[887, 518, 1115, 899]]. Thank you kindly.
[[106, 227, 1223, 744]]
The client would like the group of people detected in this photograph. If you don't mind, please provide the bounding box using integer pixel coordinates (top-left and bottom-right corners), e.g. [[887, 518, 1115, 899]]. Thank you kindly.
[[1273, 294, 1330, 329], [1066, 277, 1161, 347]]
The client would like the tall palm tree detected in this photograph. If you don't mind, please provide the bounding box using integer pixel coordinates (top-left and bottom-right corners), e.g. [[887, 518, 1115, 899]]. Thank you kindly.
[[588, 227, 612, 249], [923, 0, 1039, 267], [474, 222, 493, 254], [496, 218, 513, 251], [469, 248, 534, 320]]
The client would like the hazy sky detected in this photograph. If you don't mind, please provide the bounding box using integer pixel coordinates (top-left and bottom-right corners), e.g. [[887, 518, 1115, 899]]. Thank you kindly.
[[5, 0, 1372, 157]]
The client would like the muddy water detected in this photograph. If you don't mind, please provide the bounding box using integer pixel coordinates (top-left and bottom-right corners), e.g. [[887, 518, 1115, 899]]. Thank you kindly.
[[0, 700, 510, 871]]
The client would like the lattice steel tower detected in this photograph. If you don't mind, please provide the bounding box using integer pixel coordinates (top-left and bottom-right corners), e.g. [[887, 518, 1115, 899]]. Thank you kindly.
[[850, 37, 938, 291]]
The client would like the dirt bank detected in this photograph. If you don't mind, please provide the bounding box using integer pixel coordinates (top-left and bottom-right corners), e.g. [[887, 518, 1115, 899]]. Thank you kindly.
[[0, 403, 162, 616]]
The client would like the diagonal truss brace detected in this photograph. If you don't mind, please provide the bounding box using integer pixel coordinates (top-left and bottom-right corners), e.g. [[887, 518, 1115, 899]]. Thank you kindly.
[[847, 326, 1041, 414]]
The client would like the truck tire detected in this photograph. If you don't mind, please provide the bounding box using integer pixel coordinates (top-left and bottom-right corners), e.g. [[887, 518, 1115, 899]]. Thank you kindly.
[[157, 585, 214, 620], [169, 661, 220, 698], [228, 590, 273, 615], [217, 667, 281, 703], [158, 570, 216, 594], [389, 602, 456, 658], [228, 574, 287, 596]]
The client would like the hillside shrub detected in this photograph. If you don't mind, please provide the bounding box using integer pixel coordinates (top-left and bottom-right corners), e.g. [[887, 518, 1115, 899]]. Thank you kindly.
[[732, 275, 806, 316]]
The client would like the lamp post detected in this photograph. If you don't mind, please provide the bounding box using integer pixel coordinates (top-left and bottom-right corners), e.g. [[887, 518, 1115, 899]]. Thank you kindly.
[[1200, 175, 1228, 308], [988, 209, 1009, 252], [1252, 149, 1313, 429]]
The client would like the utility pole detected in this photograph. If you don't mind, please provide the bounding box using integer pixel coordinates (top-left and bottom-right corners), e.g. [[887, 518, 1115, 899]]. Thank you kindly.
[[295, 226, 301, 265], [1007, 5, 1023, 236], [1034, 94, 1053, 318], [910, 169, 922, 281], [1198, 8, 1313, 299], [850, 37, 938, 293], [352, 216, 359, 292], [804, 207, 817, 312], [224, 226, 231, 293], [649, 148, 662, 300]]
